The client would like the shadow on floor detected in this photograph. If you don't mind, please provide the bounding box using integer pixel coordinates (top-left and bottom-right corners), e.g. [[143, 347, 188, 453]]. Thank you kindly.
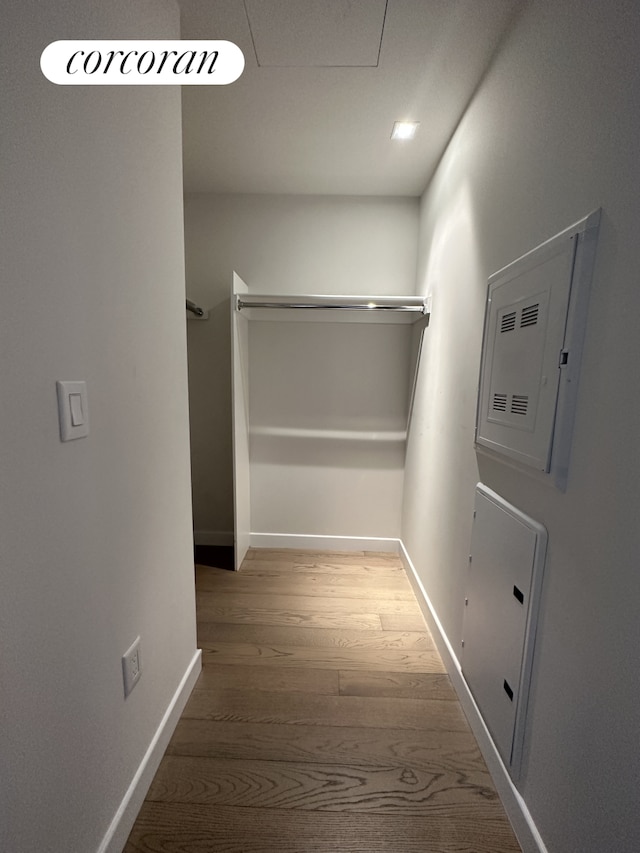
[[193, 544, 235, 571]]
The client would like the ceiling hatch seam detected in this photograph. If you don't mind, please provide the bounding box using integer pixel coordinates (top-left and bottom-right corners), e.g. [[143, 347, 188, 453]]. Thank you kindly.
[[242, 0, 389, 69]]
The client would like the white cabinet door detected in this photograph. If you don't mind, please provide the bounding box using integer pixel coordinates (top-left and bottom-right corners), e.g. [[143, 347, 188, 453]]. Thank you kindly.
[[462, 484, 547, 779], [476, 210, 600, 489]]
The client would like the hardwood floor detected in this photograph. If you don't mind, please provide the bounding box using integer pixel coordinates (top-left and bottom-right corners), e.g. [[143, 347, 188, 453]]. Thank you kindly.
[[124, 549, 521, 853]]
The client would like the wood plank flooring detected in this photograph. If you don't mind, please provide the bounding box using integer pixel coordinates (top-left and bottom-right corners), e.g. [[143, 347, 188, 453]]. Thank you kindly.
[[125, 549, 521, 853]]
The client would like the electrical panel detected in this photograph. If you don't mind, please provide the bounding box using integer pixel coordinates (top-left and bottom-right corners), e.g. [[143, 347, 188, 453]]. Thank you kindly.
[[476, 210, 600, 488], [462, 484, 547, 779]]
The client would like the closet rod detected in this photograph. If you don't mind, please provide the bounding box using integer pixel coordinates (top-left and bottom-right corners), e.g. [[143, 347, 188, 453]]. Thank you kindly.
[[186, 298, 205, 317], [236, 299, 426, 313]]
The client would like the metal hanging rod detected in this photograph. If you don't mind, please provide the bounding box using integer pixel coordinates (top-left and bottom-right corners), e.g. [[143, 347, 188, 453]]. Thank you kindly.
[[186, 298, 205, 317], [236, 296, 427, 313]]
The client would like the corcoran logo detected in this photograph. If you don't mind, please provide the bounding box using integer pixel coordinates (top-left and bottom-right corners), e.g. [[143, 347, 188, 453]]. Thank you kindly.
[[41, 40, 244, 85]]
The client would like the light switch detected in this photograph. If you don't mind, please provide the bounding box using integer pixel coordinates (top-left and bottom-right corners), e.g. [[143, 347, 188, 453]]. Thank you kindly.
[[69, 393, 84, 426], [56, 381, 89, 441]]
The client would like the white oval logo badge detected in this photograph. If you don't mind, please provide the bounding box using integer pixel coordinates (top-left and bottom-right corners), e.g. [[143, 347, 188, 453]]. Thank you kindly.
[[41, 40, 244, 85]]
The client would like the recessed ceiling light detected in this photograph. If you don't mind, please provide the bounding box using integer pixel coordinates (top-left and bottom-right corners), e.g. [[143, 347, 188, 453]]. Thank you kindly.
[[391, 121, 419, 140]]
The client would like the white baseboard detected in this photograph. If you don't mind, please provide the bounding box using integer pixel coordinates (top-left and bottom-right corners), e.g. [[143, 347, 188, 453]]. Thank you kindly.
[[97, 649, 202, 853], [249, 532, 401, 553], [194, 530, 234, 546], [398, 542, 549, 853]]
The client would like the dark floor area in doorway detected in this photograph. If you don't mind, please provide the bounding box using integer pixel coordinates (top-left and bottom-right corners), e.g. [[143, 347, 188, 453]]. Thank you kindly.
[[193, 544, 234, 571]]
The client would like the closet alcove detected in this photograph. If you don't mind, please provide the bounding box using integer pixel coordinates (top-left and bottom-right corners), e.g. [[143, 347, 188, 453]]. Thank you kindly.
[[231, 272, 430, 570]]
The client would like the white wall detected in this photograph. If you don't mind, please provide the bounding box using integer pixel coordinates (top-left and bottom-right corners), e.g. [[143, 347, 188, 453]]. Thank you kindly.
[[248, 319, 412, 539], [0, 3, 198, 852], [185, 193, 419, 541], [402, 1, 640, 851]]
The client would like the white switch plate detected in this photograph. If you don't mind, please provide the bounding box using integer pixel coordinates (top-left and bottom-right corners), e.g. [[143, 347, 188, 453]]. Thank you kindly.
[[56, 380, 89, 441], [122, 636, 142, 698]]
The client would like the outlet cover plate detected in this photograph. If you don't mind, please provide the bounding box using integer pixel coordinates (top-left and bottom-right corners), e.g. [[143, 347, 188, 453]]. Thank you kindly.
[[122, 636, 142, 697]]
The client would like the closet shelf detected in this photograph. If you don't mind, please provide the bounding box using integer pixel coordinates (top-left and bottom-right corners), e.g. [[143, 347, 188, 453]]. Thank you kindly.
[[235, 293, 430, 324], [250, 426, 407, 443]]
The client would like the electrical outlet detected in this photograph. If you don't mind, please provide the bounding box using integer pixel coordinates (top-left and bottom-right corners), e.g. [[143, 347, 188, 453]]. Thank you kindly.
[[122, 636, 142, 697]]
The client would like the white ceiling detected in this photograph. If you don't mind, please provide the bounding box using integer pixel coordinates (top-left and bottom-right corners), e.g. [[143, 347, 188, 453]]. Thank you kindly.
[[178, 0, 519, 196]]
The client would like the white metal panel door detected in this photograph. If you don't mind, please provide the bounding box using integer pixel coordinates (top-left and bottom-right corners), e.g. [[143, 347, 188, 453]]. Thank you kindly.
[[476, 210, 600, 488], [477, 238, 575, 471], [462, 484, 547, 778]]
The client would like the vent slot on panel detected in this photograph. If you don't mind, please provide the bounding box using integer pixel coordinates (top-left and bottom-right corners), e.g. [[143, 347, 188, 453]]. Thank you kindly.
[[511, 395, 529, 416], [493, 393, 508, 412], [520, 303, 539, 328], [501, 311, 517, 333]]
